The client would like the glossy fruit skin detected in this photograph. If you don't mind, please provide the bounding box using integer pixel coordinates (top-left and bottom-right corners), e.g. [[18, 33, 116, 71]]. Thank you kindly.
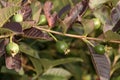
[[38, 14, 47, 25], [93, 18, 101, 30], [94, 44, 105, 54], [6, 42, 19, 57], [56, 41, 68, 53], [12, 14, 23, 22]]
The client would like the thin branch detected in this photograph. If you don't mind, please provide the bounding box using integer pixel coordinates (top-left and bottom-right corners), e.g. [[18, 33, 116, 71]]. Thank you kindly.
[[35, 27, 120, 44], [0, 35, 10, 39]]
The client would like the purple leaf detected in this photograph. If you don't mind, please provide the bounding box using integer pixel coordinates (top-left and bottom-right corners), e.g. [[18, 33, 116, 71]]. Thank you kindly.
[[0, 39, 9, 57], [23, 27, 53, 40], [3, 22, 23, 34], [5, 54, 21, 72], [87, 43, 111, 80], [104, 1, 120, 32], [63, 0, 88, 32]]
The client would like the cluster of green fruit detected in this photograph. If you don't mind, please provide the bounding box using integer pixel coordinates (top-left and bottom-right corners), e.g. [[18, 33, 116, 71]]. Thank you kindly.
[[6, 13, 105, 57]]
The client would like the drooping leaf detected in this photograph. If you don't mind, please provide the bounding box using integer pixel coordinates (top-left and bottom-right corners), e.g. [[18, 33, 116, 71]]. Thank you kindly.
[[31, 1, 42, 23], [105, 30, 120, 40], [62, 0, 88, 33], [21, 4, 32, 20], [111, 61, 120, 76], [89, 0, 110, 9], [23, 27, 53, 40], [3, 22, 23, 34], [63, 63, 83, 80], [0, 6, 20, 27], [43, 1, 57, 27], [19, 42, 39, 58], [5, 54, 21, 72], [29, 57, 43, 75], [104, 1, 120, 32], [0, 39, 9, 57], [87, 43, 111, 80]]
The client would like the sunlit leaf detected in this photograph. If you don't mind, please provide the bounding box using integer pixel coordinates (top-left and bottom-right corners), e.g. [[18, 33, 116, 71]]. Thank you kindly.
[[31, 1, 42, 23], [0, 6, 20, 27], [82, 19, 94, 35], [105, 30, 120, 40], [43, 68, 71, 78], [20, 21, 35, 30], [89, 0, 110, 9]]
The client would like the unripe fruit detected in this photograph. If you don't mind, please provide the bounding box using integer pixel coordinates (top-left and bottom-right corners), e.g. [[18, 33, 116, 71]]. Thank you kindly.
[[56, 41, 68, 54], [93, 18, 101, 30], [6, 42, 19, 57], [94, 44, 105, 54], [12, 14, 23, 22], [38, 14, 47, 25]]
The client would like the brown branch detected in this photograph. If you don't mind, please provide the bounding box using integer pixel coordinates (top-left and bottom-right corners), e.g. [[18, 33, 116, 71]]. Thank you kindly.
[[35, 26, 120, 44]]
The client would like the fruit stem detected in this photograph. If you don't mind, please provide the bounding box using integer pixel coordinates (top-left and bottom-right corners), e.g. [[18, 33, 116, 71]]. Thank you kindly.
[[48, 32, 58, 42], [82, 38, 95, 47], [10, 35, 13, 43]]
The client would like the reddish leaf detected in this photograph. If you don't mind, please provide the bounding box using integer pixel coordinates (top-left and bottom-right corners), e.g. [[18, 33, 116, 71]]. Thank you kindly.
[[63, 0, 88, 32], [0, 39, 9, 57], [104, 1, 120, 32], [23, 27, 53, 40], [87, 43, 111, 80], [5, 54, 21, 72], [3, 22, 23, 34], [43, 1, 57, 27]]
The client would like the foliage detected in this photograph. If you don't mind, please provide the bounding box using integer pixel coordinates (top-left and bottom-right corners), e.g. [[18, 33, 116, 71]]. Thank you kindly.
[[0, 0, 120, 80]]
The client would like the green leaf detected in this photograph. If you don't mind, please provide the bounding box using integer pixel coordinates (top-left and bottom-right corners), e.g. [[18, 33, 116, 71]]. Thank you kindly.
[[0, 6, 20, 27], [64, 63, 83, 80], [105, 30, 120, 40], [43, 68, 71, 79], [20, 21, 35, 30], [93, 6, 110, 24], [31, 1, 42, 23], [0, 28, 13, 35], [39, 58, 83, 71], [29, 57, 43, 75], [8, 0, 22, 5], [40, 75, 67, 80], [82, 19, 94, 35], [19, 42, 39, 58], [89, 0, 110, 9], [1, 66, 18, 74]]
